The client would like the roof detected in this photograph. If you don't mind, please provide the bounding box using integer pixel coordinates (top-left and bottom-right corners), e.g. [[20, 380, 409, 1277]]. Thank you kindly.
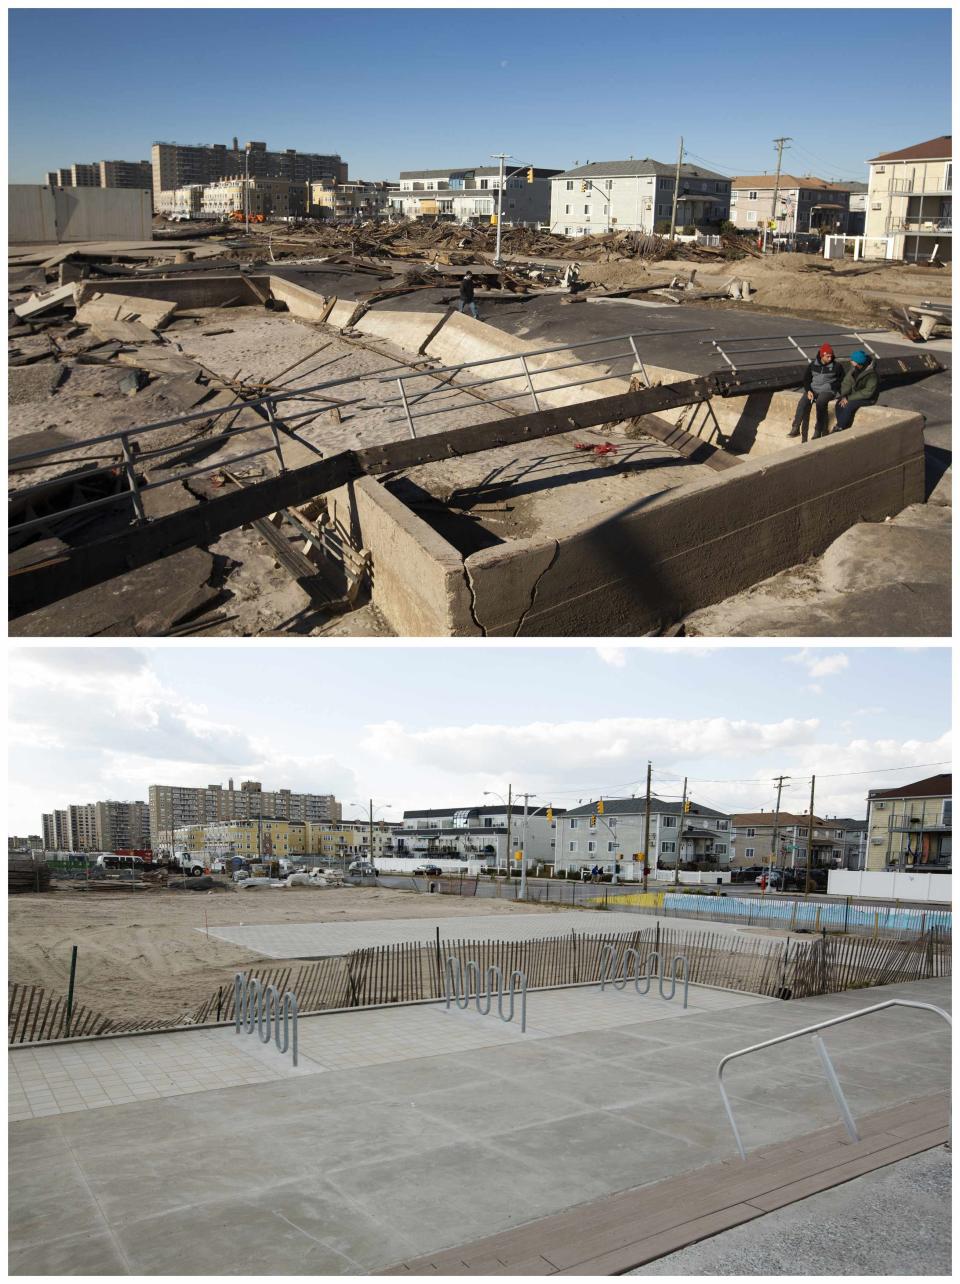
[[867, 774, 952, 802], [398, 166, 561, 180], [729, 175, 849, 191], [554, 159, 729, 181], [831, 181, 869, 193], [733, 812, 824, 827], [564, 796, 728, 820], [868, 135, 951, 163], [403, 806, 562, 819]]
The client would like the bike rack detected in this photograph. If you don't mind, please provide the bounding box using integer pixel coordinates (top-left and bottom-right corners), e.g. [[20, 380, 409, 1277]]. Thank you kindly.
[[598, 945, 689, 1008], [234, 971, 299, 1066], [444, 957, 527, 1033], [717, 998, 951, 1160]]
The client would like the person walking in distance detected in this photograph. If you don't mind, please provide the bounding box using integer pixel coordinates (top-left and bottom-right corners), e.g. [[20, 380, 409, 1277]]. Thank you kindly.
[[788, 342, 843, 442], [834, 348, 879, 430], [458, 270, 478, 320]]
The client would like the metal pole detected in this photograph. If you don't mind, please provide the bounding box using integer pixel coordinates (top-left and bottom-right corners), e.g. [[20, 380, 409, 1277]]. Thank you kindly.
[[396, 377, 417, 439], [669, 136, 684, 241], [244, 144, 250, 227], [493, 152, 510, 265], [505, 784, 512, 878], [369, 798, 374, 871], [643, 761, 652, 893], [805, 775, 816, 895], [675, 778, 687, 886], [520, 794, 530, 899], [65, 945, 78, 1036]]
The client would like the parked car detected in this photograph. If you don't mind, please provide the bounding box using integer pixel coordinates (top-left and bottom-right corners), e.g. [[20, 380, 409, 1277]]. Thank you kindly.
[[755, 869, 786, 888], [732, 866, 765, 884]]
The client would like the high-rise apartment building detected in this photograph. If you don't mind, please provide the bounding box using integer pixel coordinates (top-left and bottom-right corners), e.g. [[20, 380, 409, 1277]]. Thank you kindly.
[[95, 801, 151, 851], [99, 160, 153, 190], [149, 780, 341, 850], [70, 163, 100, 187], [68, 803, 99, 851], [151, 139, 347, 208]]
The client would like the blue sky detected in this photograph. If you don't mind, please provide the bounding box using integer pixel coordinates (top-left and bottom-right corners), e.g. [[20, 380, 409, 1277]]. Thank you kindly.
[[7, 645, 951, 831], [8, 7, 951, 183]]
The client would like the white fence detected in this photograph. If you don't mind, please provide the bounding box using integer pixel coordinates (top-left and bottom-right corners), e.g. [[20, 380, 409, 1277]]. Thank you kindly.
[[375, 856, 485, 876], [823, 234, 897, 261], [828, 869, 951, 904], [652, 869, 731, 886]]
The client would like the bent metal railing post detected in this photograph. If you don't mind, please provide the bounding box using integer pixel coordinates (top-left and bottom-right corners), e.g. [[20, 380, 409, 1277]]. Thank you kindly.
[[444, 956, 527, 1033], [598, 945, 689, 1008], [234, 971, 299, 1066], [716, 998, 952, 1161]]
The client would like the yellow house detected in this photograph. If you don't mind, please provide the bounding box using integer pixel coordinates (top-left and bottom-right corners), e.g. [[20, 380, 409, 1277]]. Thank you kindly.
[[865, 135, 951, 263], [864, 774, 951, 871]]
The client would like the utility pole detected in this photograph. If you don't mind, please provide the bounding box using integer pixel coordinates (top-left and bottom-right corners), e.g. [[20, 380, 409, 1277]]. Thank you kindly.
[[770, 774, 790, 885], [669, 137, 684, 241], [675, 777, 687, 887], [244, 143, 250, 227], [642, 761, 652, 893], [764, 136, 792, 253], [492, 152, 511, 265], [369, 798, 374, 871], [518, 792, 534, 899], [805, 775, 816, 895], [504, 783, 513, 877]]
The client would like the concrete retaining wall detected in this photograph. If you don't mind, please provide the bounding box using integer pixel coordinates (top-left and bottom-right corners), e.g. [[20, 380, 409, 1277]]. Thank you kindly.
[[268, 276, 332, 322], [354, 307, 451, 353], [352, 407, 925, 636], [69, 273, 269, 310], [10, 186, 152, 244]]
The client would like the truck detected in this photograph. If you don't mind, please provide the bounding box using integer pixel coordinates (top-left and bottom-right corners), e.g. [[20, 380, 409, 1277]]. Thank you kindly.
[[171, 851, 206, 877]]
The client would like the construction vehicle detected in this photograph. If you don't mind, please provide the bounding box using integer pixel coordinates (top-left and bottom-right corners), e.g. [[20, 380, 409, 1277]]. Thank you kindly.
[[228, 211, 266, 223]]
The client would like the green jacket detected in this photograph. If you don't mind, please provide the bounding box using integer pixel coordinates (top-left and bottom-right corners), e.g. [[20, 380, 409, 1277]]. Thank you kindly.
[[840, 357, 879, 405]]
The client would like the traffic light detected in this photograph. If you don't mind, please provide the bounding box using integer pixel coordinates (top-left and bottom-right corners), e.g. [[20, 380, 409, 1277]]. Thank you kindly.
[[580, 181, 588, 193], [546, 806, 553, 822], [589, 815, 597, 828], [597, 800, 604, 815], [526, 168, 534, 184], [683, 800, 692, 813]]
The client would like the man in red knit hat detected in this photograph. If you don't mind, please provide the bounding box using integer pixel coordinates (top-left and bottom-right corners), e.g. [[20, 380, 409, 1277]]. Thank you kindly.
[[788, 341, 844, 442]]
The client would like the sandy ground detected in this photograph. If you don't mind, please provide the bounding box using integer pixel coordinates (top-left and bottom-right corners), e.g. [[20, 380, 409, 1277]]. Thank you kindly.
[[8, 884, 567, 1023], [580, 253, 951, 329]]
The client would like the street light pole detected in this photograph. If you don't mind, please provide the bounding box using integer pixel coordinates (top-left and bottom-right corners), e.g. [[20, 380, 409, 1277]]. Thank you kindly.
[[244, 144, 250, 226], [642, 761, 652, 893], [492, 152, 511, 265], [518, 792, 535, 899]]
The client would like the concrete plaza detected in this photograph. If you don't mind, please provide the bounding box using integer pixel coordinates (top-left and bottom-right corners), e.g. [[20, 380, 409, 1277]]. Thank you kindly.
[[8, 976, 950, 1275]]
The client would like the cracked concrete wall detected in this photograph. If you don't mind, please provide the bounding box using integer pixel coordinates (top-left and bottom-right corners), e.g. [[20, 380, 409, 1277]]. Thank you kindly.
[[269, 276, 333, 322], [461, 410, 926, 636], [329, 476, 480, 636], [73, 273, 268, 310]]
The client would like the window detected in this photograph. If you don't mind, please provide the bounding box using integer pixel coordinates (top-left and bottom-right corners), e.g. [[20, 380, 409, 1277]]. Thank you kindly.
[[608, 842, 617, 853], [715, 844, 727, 855], [480, 179, 488, 189], [748, 190, 759, 200], [717, 820, 729, 830], [566, 180, 574, 190], [942, 800, 952, 825], [662, 815, 677, 828], [607, 817, 617, 827], [661, 841, 676, 854], [570, 819, 578, 829], [584, 205, 590, 215], [568, 841, 578, 852], [565, 204, 570, 214], [606, 180, 613, 191], [746, 828, 756, 838], [745, 847, 755, 859]]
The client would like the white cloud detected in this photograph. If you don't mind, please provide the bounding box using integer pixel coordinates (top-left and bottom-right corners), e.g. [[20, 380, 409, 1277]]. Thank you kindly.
[[595, 646, 626, 668], [786, 649, 850, 679]]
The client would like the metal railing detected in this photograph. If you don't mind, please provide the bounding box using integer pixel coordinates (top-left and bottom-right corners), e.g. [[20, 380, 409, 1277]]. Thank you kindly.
[[234, 971, 299, 1065], [717, 998, 951, 1160], [703, 329, 885, 374], [444, 957, 527, 1032], [378, 326, 712, 438], [598, 945, 689, 1007]]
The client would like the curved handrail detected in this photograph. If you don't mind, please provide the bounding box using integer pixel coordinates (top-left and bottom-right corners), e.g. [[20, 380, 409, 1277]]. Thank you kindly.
[[234, 971, 299, 1066], [444, 956, 527, 1033], [717, 998, 951, 1160]]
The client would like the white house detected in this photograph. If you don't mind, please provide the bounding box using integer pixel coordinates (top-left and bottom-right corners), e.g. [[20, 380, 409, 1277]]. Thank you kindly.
[[398, 804, 560, 870], [549, 159, 730, 238], [390, 166, 559, 226], [556, 796, 732, 881]]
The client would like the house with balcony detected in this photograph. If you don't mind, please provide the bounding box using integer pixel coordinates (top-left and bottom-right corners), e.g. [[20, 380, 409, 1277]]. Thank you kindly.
[[308, 178, 397, 221], [399, 805, 561, 868], [391, 166, 559, 226], [865, 135, 951, 262], [864, 774, 951, 872], [557, 797, 731, 880], [731, 813, 866, 871], [729, 175, 851, 235], [550, 160, 730, 238]]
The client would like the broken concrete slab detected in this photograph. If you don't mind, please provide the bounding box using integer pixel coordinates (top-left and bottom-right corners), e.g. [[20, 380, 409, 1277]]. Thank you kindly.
[[9, 546, 216, 638], [60, 365, 143, 398], [13, 283, 77, 320], [152, 374, 211, 411], [74, 290, 177, 331], [8, 266, 48, 291], [89, 319, 161, 344], [8, 429, 74, 470], [115, 350, 203, 376], [8, 363, 65, 404]]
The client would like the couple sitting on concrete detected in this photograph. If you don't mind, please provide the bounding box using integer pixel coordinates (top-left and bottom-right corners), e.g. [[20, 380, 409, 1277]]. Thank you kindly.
[[788, 344, 879, 442]]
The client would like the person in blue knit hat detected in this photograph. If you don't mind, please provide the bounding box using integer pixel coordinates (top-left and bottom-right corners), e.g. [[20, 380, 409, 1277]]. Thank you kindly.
[[835, 348, 879, 430]]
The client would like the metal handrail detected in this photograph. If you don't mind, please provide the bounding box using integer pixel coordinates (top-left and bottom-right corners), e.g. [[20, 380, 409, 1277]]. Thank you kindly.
[[717, 999, 951, 1160]]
